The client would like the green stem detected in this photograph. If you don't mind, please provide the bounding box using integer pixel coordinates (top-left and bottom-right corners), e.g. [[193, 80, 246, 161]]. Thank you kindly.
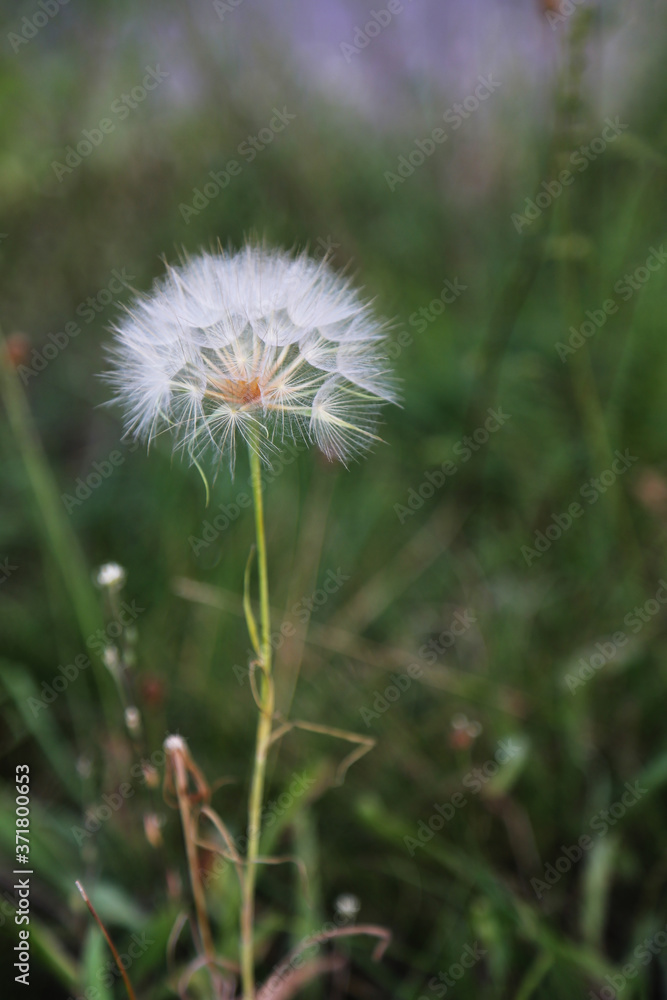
[[0, 337, 116, 734], [249, 445, 271, 671], [0, 345, 101, 639], [241, 443, 274, 1000]]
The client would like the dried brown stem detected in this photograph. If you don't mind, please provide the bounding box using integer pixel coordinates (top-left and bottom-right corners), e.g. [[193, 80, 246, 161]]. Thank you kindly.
[[75, 881, 137, 1000]]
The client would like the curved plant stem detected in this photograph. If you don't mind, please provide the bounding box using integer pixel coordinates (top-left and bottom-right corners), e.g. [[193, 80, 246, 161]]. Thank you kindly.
[[241, 442, 275, 1000]]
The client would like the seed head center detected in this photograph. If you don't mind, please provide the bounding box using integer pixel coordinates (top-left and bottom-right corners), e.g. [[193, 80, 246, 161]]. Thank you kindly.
[[206, 374, 264, 407]]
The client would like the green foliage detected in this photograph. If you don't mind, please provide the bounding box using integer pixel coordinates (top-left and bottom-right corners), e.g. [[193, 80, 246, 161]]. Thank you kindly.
[[1, 4, 667, 997]]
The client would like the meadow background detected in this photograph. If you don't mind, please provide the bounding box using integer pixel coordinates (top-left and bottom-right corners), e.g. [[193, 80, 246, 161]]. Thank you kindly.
[[2, 0, 667, 997]]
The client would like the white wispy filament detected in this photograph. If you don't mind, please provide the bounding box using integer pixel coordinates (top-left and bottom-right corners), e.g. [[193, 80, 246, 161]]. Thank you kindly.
[[106, 245, 396, 470]]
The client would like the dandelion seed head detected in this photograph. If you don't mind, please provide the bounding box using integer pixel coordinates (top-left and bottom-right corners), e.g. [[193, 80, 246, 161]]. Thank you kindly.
[[105, 245, 397, 471]]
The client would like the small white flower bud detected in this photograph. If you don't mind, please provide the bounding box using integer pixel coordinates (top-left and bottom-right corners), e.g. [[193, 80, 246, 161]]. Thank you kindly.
[[103, 645, 120, 671], [124, 706, 142, 734], [164, 734, 186, 754], [335, 893, 360, 918], [95, 562, 126, 589]]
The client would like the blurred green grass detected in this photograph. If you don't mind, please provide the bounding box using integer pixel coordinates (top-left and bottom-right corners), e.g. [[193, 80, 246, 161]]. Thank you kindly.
[[2, 3, 667, 998]]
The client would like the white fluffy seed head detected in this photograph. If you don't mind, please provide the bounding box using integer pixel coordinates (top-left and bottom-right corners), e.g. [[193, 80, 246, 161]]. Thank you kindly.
[[104, 244, 397, 471]]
